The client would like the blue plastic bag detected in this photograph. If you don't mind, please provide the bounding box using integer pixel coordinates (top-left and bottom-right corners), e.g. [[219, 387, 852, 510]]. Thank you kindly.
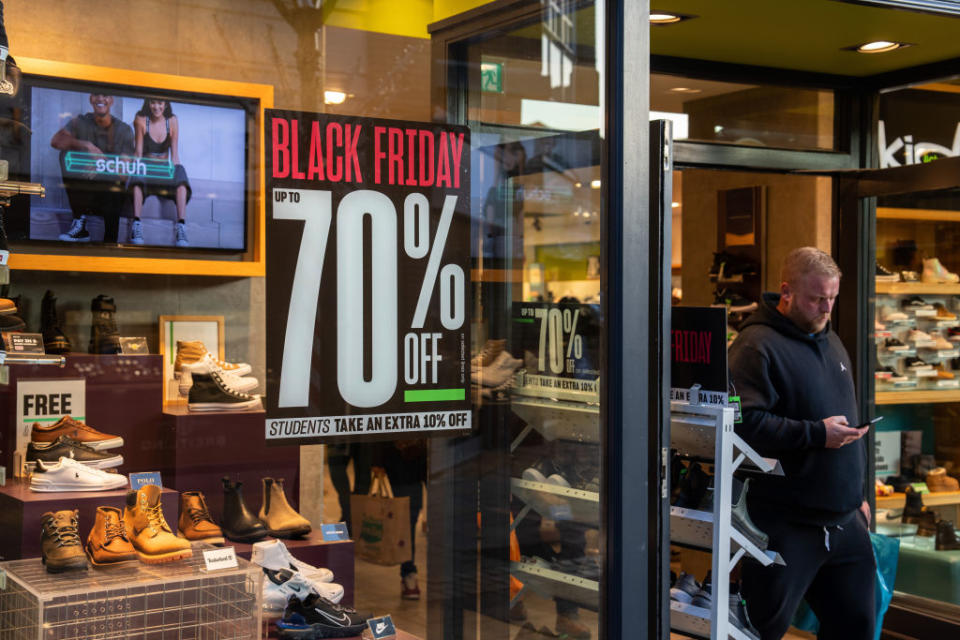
[[789, 532, 900, 639]]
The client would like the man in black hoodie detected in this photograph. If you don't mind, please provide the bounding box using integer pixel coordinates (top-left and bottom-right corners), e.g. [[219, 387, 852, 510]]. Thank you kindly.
[[729, 247, 874, 640]]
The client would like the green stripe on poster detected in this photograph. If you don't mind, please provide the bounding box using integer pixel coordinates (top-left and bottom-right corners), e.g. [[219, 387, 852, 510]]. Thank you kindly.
[[404, 389, 465, 402]]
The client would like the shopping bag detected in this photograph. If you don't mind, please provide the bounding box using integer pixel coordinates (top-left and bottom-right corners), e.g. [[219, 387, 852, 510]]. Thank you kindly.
[[790, 532, 900, 640], [350, 474, 411, 566]]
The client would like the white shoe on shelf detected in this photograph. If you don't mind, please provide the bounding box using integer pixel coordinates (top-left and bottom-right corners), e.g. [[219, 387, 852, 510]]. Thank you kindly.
[[251, 538, 334, 583], [30, 456, 127, 492]]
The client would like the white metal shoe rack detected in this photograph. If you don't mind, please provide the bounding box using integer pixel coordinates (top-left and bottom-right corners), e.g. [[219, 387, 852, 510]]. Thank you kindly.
[[669, 398, 784, 640]]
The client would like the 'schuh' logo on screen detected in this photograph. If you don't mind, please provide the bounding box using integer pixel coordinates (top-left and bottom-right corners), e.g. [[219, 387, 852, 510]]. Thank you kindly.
[[63, 151, 175, 180]]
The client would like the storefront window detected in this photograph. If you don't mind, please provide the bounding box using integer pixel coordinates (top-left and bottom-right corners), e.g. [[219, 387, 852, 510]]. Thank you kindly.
[[0, 2, 608, 640], [872, 82, 960, 611], [651, 74, 835, 150]]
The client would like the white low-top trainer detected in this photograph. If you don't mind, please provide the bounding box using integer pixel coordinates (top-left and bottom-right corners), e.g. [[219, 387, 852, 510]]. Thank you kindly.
[[251, 538, 334, 583], [30, 456, 128, 492], [262, 567, 344, 612]]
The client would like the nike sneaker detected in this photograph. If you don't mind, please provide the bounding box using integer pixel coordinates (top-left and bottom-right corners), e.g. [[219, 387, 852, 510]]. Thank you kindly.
[[276, 592, 370, 639], [251, 538, 334, 583], [263, 567, 344, 612]]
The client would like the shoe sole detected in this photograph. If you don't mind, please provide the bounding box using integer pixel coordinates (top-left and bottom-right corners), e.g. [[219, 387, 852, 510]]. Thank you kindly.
[[30, 478, 128, 492], [276, 621, 368, 639], [180, 377, 257, 396], [25, 454, 123, 471], [267, 525, 312, 539], [189, 398, 262, 412], [136, 548, 193, 564], [83, 437, 125, 451], [177, 531, 225, 546], [669, 588, 695, 603], [224, 529, 269, 543]]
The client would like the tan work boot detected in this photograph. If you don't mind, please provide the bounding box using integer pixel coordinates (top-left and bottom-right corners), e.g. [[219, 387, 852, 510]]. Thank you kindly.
[[124, 484, 192, 563], [259, 477, 312, 538], [41, 510, 88, 573], [174, 340, 251, 376], [178, 490, 225, 544], [927, 467, 960, 492], [85, 506, 137, 566]]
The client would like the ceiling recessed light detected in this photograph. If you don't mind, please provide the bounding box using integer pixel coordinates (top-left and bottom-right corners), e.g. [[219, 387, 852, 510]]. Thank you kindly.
[[324, 90, 347, 104], [849, 40, 911, 54], [650, 11, 695, 25]]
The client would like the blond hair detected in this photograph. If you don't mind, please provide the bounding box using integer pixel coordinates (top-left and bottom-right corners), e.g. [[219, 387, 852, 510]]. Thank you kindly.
[[780, 247, 841, 285]]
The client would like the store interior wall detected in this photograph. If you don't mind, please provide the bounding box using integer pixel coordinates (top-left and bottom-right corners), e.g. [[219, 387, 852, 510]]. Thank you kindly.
[[4, 0, 440, 525], [680, 169, 832, 306]]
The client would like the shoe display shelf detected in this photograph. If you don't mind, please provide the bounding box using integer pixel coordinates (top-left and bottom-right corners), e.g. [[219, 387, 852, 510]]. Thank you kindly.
[[507, 377, 600, 611], [877, 490, 960, 527], [0, 477, 179, 561], [0, 547, 261, 640], [0, 354, 166, 476], [669, 399, 783, 640], [231, 529, 355, 607]]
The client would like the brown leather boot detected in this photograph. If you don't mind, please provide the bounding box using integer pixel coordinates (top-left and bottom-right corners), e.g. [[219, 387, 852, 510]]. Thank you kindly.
[[41, 509, 88, 573], [85, 506, 137, 566], [178, 491, 224, 544], [124, 484, 192, 563], [259, 477, 311, 538]]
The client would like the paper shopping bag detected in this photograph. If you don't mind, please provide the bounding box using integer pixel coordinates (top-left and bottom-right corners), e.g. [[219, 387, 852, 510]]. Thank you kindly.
[[351, 475, 411, 566]]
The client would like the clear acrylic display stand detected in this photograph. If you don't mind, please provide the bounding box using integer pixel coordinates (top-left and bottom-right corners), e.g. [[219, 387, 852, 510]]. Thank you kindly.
[[0, 547, 261, 639]]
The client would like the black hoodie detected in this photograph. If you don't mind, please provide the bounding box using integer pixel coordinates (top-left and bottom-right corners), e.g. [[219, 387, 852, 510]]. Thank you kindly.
[[728, 292, 864, 526]]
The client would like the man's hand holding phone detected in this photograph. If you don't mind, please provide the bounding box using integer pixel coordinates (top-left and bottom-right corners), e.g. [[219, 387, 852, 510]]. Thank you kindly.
[[823, 416, 882, 448]]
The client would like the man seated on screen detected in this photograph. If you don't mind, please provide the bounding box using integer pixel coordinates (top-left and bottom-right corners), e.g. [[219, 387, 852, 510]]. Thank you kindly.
[[50, 93, 134, 243]]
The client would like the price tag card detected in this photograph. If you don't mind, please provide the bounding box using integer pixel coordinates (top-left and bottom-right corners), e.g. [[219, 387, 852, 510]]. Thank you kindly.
[[729, 395, 742, 423], [202, 547, 238, 572], [129, 471, 163, 490], [912, 482, 929, 494], [3, 333, 44, 354], [321, 523, 350, 541], [264, 112, 473, 443], [119, 337, 150, 355], [367, 615, 397, 640]]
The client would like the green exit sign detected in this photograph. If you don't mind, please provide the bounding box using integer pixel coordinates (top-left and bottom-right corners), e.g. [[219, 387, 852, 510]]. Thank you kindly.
[[481, 62, 503, 93]]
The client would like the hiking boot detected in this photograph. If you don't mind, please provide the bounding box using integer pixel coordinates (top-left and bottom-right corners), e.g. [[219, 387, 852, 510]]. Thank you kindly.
[[40, 290, 70, 354], [174, 340, 252, 376], [59, 215, 90, 242], [260, 477, 311, 538], [124, 484, 192, 563], [41, 510, 87, 572], [177, 491, 224, 545], [85, 506, 137, 566], [731, 478, 769, 551], [31, 415, 123, 450], [89, 294, 120, 354], [936, 520, 960, 551], [221, 477, 268, 542], [903, 486, 938, 536]]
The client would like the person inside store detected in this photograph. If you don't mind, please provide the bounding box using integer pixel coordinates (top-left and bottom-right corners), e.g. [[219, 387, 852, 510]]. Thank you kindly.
[[128, 98, 192, 247], [728, 247, 874, 640], [50, 93, 135, 243], [372, 439, 427, 600], [328, 443, 371, 535]]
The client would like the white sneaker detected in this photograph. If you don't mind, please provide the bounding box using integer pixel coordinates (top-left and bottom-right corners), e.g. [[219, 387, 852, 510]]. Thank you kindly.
[[179, 355, 258, 395], [262, 568, 344, 612], [30, 456, 128, 492], [908, 329, 934, 343], [129, 219, 145, 245], [880, 306, 908, 323], [475, 350, 523, 388], [251, 538, 334, 583]]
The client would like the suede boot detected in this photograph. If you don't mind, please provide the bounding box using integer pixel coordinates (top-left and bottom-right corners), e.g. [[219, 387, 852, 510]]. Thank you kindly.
[[259, 477, 312, 538], [221, 477, 268, 542], [177, 490, 224, 545], [124, 484, 192, 563], [85, 506, 137, 566]]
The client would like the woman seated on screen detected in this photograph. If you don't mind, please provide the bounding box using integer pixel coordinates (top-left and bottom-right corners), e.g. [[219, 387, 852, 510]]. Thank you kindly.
[[128, 98, 192, 247]]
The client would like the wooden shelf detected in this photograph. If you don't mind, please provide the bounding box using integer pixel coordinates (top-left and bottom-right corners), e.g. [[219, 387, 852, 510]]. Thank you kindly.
[[876, 390, 960, 405], [876, 490, 960, 509], [878, 207, 960, 222], [876, 281, 960, 295]]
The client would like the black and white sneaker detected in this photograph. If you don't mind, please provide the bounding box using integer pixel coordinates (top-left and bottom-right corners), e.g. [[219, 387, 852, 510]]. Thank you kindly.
[[58, 216, 91, 242], [905, 356, 933, 370], [902, 296, 933, 311], [187, 371, 261, 412], [884, 338, 909, 352], [876, 366, 907, 383], [876, 262, 899, 282], [276, 593, 371, 639]]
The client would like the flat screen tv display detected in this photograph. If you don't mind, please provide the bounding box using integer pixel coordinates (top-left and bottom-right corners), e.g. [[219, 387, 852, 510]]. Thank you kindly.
[[5, 76, 253, 252]]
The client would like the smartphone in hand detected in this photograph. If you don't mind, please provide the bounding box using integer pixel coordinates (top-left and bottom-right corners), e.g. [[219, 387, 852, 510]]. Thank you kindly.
[[854, 416, 883, 429]]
